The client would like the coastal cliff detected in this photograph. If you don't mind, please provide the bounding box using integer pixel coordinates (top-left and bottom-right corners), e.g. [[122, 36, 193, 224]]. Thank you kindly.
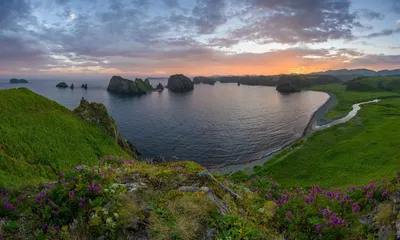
[[74, 99, 140, 159]]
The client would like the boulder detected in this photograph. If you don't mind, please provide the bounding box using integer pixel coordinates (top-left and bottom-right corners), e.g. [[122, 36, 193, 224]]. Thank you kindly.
[[156, 83, 164, 91], [9, 78, 28, 84], [107, 76, 152, 95], [56, 82, 69, 88], [276, 75, 302, 93], [193, 76, 216, 85], [74, 99, 140, 159], [167, 74, 194, 92]]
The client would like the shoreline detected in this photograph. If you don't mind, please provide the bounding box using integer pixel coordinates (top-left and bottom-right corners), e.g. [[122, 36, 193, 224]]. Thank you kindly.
[[211, 91, 336, 175]]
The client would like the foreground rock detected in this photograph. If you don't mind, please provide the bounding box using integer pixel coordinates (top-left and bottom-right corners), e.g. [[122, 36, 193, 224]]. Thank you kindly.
[[56, 82, 69, 88], [167, 74, 194, 92], [107, 76, 153, 95], [74, 99, 140, 159], [193, 76, 216, 85], [9, 78, 28, 84]]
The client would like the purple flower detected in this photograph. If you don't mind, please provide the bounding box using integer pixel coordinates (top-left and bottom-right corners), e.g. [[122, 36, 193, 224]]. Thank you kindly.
[[88, 184, 101, 192], [264, 194, 272, 200], [366, 191, 374, 199], [316, 224, 322, 233], [382, 188, 389, 196], [251, 188, 258, 193], [57, 171, 64, 179], [69, 191, 75, 200], [286, 211, 293, 219], [79, 198, 84, 207], [352, 203, 360, 213], [109, 154, 113, 160], [42, 224, 48, 232]]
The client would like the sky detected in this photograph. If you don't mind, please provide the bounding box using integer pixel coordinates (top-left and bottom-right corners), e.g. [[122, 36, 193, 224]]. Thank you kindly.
[[1, 0, 400, 79]]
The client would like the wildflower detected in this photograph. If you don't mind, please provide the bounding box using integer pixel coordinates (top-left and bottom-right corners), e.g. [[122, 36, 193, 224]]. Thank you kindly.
[[352, 203, 361, 213], [316, 224, 322, 233], [251, 188, 258, 193], [286, 211, 293, 219], [57, 171, 64, 179], [366, 191, 374, 199], [382, 188, 389, 196], [109, 154, 113, 160], [79, 198, 84, 207], [88, 184, 101, 192], [264, 194, 272, 200], [69, 191, 75, 200], [42, 224, 48, 233], [295, 188, 301, 194]]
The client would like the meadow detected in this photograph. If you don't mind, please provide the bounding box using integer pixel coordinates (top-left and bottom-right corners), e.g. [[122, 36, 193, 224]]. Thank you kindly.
[[246, 79, 400, 188], [0, 88, 129, 186]]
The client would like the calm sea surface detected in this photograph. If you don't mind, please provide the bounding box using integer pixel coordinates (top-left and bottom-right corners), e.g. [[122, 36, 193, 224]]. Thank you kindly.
[[0, 78, 329, 167]]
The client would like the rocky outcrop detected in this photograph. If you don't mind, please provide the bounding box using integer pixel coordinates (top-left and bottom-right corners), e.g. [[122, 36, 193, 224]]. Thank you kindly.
[[70, 83, 75, 89], [56, 82, 69, 88], [193, 76, 216, 85], [107, 76, 153, 95], [74, 99, 140, 159], [9, 78, 28, 84], [156, 83, 164, 91], [276, 75, 302, 93], [167, 74, 194, 92]]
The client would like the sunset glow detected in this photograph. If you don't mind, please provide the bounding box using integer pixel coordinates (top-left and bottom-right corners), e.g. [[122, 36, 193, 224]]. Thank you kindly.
[[1, 0, 400, 79]]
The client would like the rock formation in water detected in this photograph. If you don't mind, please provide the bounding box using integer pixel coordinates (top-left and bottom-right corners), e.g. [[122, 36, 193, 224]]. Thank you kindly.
[[156, 83, 164, 91], [56, 82, 69, 88], [107, 76, 153, 95], [9, 78, 28, 84], [193, 76, 216, 85], [74, 99, 140, 159], [70, 83, 75, 89], [276, 75, 302, 93], [167, 74, 194, 92]]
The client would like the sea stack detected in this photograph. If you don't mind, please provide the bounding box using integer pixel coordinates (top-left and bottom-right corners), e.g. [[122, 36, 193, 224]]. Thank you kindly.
[[70, 83, 75, 89], [107, 76, 153, 95], [56, 82, 69, 88], [156, 83, 164, 91], [167, 74, 194, 92], [9, 78, 28, 84]]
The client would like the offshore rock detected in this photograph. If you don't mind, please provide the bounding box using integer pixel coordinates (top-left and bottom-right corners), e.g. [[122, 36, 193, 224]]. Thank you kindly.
[[167, 74, 194, 92], [107, 76, 153, 95]]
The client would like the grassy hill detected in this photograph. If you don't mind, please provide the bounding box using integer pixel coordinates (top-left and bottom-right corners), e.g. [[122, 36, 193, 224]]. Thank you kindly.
[[346, 76, 400, 93], [247, 83, 400, 188], [0, 88, 129, 186]]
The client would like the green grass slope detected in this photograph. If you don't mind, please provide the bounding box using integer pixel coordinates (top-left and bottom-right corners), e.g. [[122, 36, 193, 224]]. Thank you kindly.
[[251, 84, 400, 188], [0, 88, 129, 187], [311, 84, 400, 119]]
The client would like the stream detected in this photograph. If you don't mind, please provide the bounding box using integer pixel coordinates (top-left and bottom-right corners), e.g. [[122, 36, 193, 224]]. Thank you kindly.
[[313, 99, 380, 131]]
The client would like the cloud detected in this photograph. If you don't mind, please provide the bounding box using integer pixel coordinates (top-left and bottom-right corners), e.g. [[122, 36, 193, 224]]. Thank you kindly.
[[362, 28, 400, 38], [355, 9, 384, 21], [70, 12, 77, 20], [191, 0, 227, 34], [161, 0, 179, 8], [225, 0, 361, 44]]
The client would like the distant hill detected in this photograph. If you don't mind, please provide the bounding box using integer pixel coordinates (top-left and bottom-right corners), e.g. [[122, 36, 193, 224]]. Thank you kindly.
[[311, 69, 400, 82], [346, 76, 400, 92]]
